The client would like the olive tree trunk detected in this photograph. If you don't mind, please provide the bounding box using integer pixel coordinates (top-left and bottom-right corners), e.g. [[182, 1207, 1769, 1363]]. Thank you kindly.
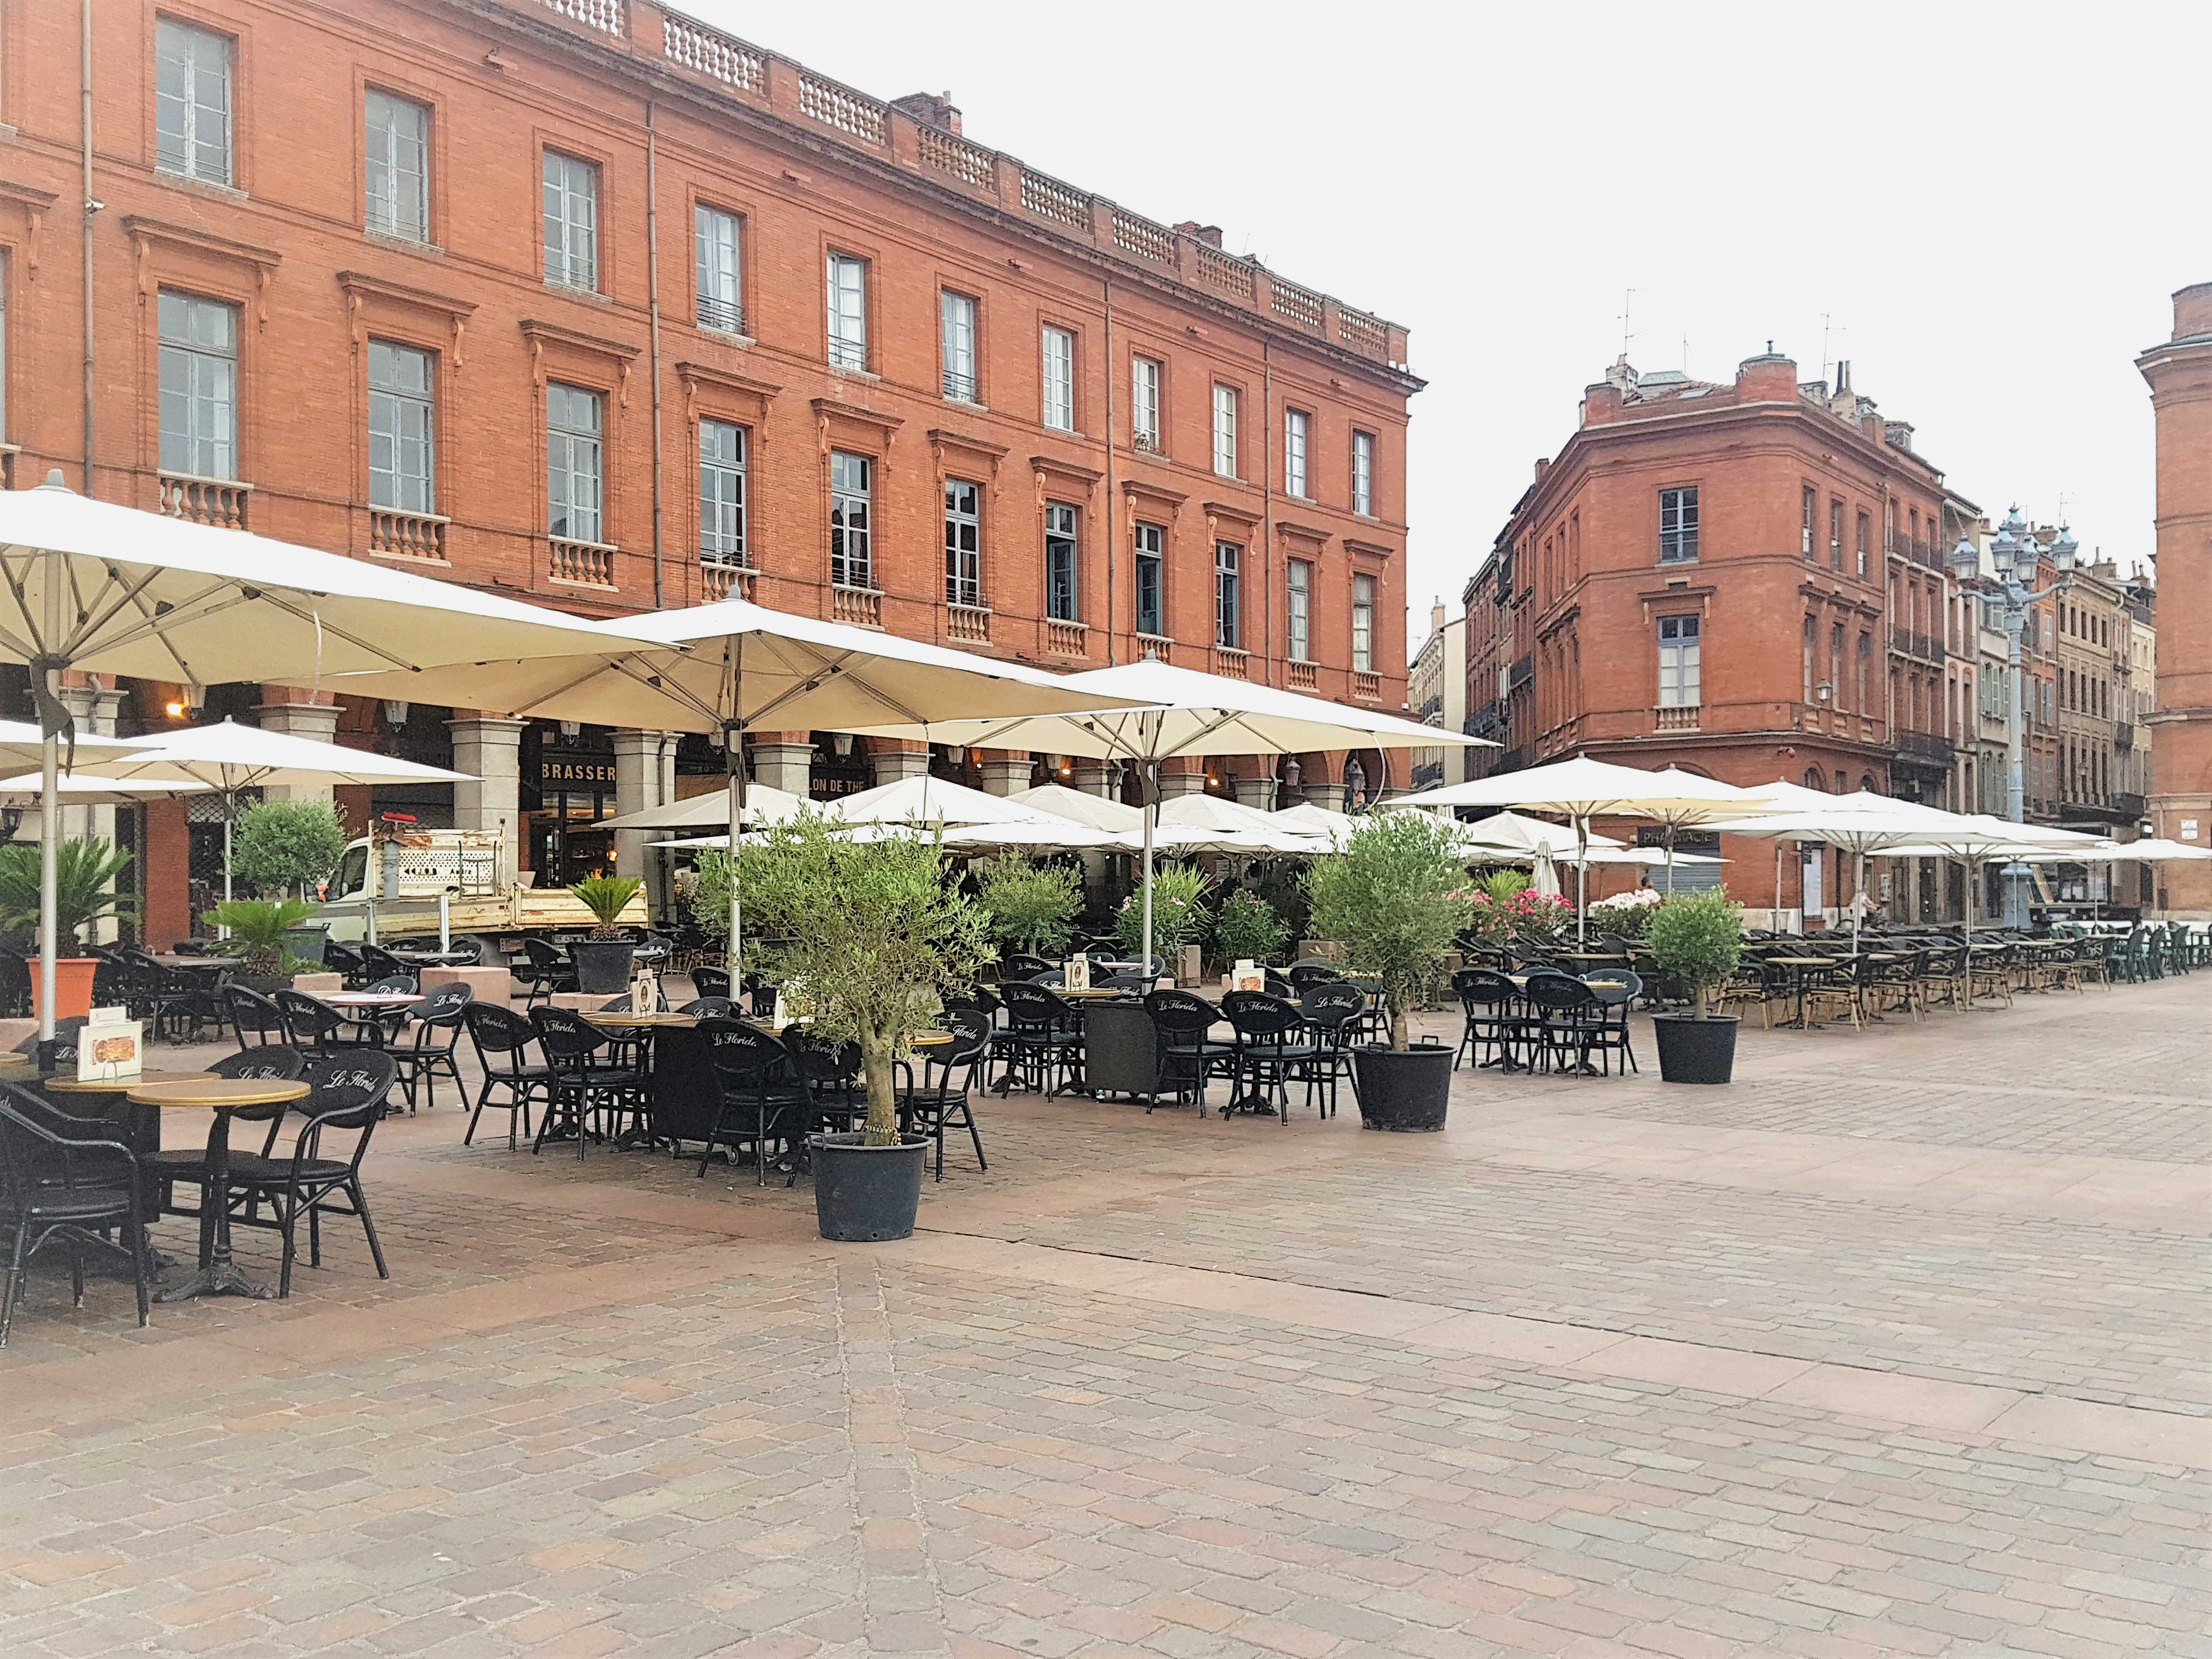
[[1389, 1000, 1410, 1052], [859, 1025, 900, 1146]]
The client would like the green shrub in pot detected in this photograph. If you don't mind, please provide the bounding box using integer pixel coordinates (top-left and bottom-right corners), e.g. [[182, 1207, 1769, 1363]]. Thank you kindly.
[[1212, 889, 1290, 967], [232, 800, 348, 900], [1304, 810, 1470, 1052], [208, 898, 320, 981], [976, 853, 1082, 960], [0, 837, 138, 946], [1645, 889, 1743, 1018]]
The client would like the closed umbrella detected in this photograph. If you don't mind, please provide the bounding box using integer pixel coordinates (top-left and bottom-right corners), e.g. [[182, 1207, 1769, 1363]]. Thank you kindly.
[[0, 474, 648, 1041], [845, 655, 1484, 973]]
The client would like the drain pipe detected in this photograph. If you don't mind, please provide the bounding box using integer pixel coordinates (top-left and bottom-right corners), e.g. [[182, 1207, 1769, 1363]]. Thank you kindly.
[[1260, 336, 1274, 686], [1103, 275, 1116, 663], [645, 99, 665, 611], [80, 0, 96, 491]]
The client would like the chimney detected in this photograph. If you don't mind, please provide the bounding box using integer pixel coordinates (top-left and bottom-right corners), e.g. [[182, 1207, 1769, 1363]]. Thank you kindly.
[[1883, 420, 1915, 452], [2175, 281, 2212, 341], [889, 91, 961, 132], [1431, 599, 1446, 635], [1581, 383, 1621, 425], [1736, 343, 1798, 401], [1533, 457, 1551, 483], [1173, 221, 1224, 249]]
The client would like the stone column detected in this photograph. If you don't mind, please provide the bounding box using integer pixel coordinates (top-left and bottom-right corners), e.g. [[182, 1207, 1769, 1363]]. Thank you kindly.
[[253, 693, 341, 803], [1300, 783, 1351, 811], [448, 715, 526, 885], [1074, 761, 1120, 800], [979, 757, 1033, 798], [612, 730, 675, 909], [866, 741, 930, 787], [749, 735, 815, 797], [1234, 775, 1278, 812], [1155, 768, 1209, 799]]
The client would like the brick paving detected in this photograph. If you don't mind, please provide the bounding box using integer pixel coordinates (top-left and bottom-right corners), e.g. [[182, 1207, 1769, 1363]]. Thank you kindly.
[[1, 975, 2207, 1656]]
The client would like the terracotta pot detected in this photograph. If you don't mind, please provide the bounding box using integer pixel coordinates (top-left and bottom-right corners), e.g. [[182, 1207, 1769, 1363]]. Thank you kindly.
[[30, 957, 100, 1023]]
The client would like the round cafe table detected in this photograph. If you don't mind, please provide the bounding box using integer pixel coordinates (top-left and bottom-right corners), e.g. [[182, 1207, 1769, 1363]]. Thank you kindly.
[[44, 1070, 220, 1271], [128, 1075, 309, 1303]]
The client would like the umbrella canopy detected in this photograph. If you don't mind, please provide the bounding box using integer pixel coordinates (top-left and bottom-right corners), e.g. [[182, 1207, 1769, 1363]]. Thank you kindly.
[[1273, 800, 1361, 849], [1454, 810, 1624, 857], [2057, 837, 2212, 862], [0, 771, 214, 804], [1868, 816, 2103, 934], [826, 775, 1069, 830], [845, 655, 1482, 969], [0, 720, 149, 772], [330, 594, 1153, 966], [0, 473, 653, 1040], [1009, 782, 1145, 832], [1156, 792, 1329, 856], [596, 783, 809, 833]]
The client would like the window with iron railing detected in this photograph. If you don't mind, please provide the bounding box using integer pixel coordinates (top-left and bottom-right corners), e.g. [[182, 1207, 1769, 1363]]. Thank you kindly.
[[542, 150, 600, 291], [156, 19, 233, 185], [826, 253, 868, 370], [699, 419, 747, 566], [944, 478, 982, 608], [365, 90, 430, 241], [940, 290, 978, 402], [695, 204, 744, 333]]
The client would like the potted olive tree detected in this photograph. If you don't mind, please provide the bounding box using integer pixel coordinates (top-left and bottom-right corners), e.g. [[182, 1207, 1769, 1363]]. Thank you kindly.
[[232, 799, 349, 960], [1646, 889, 1743, 1084], [567, 875, 643, 994], [0, 838, 137, 1019], [738, 814, 988, 1241], [1304, 811, 1471, 1131], [976, 853, 1082, 962]]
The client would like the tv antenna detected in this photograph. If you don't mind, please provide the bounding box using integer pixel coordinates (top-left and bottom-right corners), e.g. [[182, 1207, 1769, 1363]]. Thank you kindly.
[[1618, 288, 1639, 359]]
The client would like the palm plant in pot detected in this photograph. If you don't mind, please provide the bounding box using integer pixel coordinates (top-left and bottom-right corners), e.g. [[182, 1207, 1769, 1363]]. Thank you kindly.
[[208, 898, 321, 993], [567, 874, 644, 994], [0, 838, 138, 1019], [737, 813, 988, 1241], [1304, 811, 1471, 1131], [1646, 889, 1743, 1084]]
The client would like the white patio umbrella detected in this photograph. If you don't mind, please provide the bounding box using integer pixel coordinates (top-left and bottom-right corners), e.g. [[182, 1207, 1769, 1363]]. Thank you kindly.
[[1863, 815, 2103, 935], [826, 774, 1067, 830], [0, 473, 651, 1041], [0, 771, 214, 804], [1009, 781, 1145, 832], [1382, 757, 1768, 943], [596, 782, 809, 833], [1705, 791, 1970, 944], [1157, 792, 1331, 856], [845, 655, 1481, 972], [1275, 799, 1361, 848], [1453, 810, 1624, 856], [330, 594, 1149, 968]]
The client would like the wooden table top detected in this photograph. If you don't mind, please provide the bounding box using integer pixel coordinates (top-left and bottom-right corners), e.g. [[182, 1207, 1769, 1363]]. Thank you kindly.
[[126, 1077, 309, 1110], [910, 1030, 953, 1047], [325, 992, 425, 1007], [46, 1068, 216, 1095], [1767, 956, 1844, 967], [147, 954, 233, 969], [585, 1011, 697, 1028]]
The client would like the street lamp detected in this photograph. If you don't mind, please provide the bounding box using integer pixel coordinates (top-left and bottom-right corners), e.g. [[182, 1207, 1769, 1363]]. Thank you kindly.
[[1949, 506, 2076, 925]]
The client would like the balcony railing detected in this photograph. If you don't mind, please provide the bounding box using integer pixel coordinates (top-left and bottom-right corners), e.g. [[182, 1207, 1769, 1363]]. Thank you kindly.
[[2115, 722, 2136, 748], [1653, 703, 1700, 732], [1136, 632, 1173, 664], [941, 369, 978, 403], [549, 537, 616, 587], [1045, 619, 1088, 658], [1351, 670, 1383, 702], [1886, 534, 1948, 571], [945, 603, 990, 644], [369, 507, 448, 561], [1286, 658, 1317, 691], [159, 473, 252, 529], [1887, 625, 1944, 663], [696, 294, 747, 336], [701, 558, 753, 601], [1212, 646, 1249, 681], [1895, 730, 1955, 766], [832, 584, 883, 628], [2113, 792, 2147, 819]]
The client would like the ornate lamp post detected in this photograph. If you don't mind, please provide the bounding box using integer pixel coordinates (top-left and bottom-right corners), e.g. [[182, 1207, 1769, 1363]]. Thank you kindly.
[[1950, 506, 2076, 926]]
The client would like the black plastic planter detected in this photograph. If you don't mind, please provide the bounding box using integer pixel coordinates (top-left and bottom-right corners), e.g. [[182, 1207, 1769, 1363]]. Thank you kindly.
[[811, 1131, 929, 1240], [569, 940, 636, 996], [1652, 1014, 1738, 1084], [1350, 1043, 1453, 1132]]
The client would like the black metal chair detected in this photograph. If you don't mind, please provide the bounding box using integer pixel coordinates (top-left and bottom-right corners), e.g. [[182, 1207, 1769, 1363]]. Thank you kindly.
[[1295, 981, 1364, 1119], [1218, 991, 1316, 1122], [273, 989, 372, 1055], [1522, 972, 1605, 1074], [0, 945, 31, 1018], [393, 983, 474, 1113], [529, 1006, 648, 1159], [1286, 961, 1344, 993], [1002, 952, 1058, 982], [357, 944, 417, 989], [786, 1030, 864, 1141], [224, 984, 290, 1049], [223, 1051, 394, 1299], [678, 996, 733, 1018], [152, 957, 231, 1044], [689, 966, 732, 1002], [1141, 990, 1232, 1113], [146, 1047, 309, 1218], [896, 1012, 991, 1180], [995, 982, 1082, 1096], [1452, 968, 1528, 1071], [0, 1086, 153, 1346], [515, 937, 575, 1008], [322, 939, 370, 989], [696, 1018, 810, 1184], [462, 1003, 550, 1149], [1578, 971, 1642, 1076]]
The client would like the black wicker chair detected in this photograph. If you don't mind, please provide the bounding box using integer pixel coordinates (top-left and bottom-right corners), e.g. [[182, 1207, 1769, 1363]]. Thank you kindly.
[[393, 983, 474, 1112], [696, 1018, 810, 1184], [461, 1003, 550, 1149], [528, 1006, 648, 1159], [896, 1012, 992, 1180], [223, 1051, 394, 1299]]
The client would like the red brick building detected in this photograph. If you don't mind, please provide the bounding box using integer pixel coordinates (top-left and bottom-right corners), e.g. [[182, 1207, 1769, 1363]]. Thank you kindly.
[[0, 0, 1418, 938], [2139, 282, 2212, 917], [1462, 349, 1980, 922]]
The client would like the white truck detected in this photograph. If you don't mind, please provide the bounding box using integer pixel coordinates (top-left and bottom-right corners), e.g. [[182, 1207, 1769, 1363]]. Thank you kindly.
[[315, 825, 646, 952]]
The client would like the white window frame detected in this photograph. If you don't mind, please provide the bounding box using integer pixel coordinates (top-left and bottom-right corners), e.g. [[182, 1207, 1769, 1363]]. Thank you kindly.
[[157, 290, 239, 481], [1284, 409, 1310, 499], [1658, 486, 1699, 563], [695, 204, 744, 335], [830, 450, 873, 588], [546, 382, 605, 545], [541, 150, 599, 292], [1351, 573, 1376, 673], [1211, 384, 1239, 478], [1045, 503, 1081, 623], [1351, 430, 1375, 516], [367, 339, 435, 515], [826, 253, 868, 370], [1133, 521, 1165, 638], [940, 291, 978, 403], [1041, 325, 1076, 432], [1131, 356, 1162, 452], [1286, 558, 1312, 663], [1215, 541, 1242, 650], [155, 18, 233, 185], [944, 478, 983, 608], [698, 419, 747, 567], [364, 89, 430, 241]]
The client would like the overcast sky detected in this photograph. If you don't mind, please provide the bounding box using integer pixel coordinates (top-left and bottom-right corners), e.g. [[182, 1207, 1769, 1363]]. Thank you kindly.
[[691, 0, 2209, 656]]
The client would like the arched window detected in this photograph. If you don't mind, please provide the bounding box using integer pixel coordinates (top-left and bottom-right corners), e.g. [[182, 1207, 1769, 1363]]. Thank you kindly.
[[1803, 768, 1826, 791]]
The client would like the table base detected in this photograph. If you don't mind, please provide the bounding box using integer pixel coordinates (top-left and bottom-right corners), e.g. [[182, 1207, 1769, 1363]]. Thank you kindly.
[[155, 1259, 270, 1302]]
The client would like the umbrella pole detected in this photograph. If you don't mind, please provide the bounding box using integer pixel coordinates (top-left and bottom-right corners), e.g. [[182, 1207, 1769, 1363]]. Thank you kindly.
[[1773, 843, 1785, 934], [1663, 823, 1676, 895], [1853, 850, 1864, 948], [1575, 817, 1588, 947], [36, 723, 57, 1046], [725, 735, 745, 981], [219, 794, 234, 940], [1140, 761, 1156, 983]]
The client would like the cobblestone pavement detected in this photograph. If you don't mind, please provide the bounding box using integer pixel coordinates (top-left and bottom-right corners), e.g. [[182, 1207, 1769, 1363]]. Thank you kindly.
[[1, 976, 2206, 1656]]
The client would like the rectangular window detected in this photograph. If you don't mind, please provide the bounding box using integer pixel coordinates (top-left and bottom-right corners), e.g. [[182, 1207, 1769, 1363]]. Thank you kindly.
[[1041, 325, 1075, 432], [1133, 522, 1164, 637], [1352, 430, 1375, 516], [1352, 573, 1376, 673], [366, 340, 434, 514], [1284, 409, 1310, 499], [830, 451, 873, 588], [364, 90, 430, 241], [1286, 558, 1312, 662], [541, 150, 599, 291], [546, 382, 603, 544], [157, 290, 238, 480], [1215, 542, 1242, 650], [1855, 510, 1871, 578], [698, 419, 747, 566], [1803, 486, 1817, 557], [944, 479, 981, 608], [1830, 498, 1844, 569], [0, 252, 8, 440], [1045, 503, 1080, 622], [155, 18, 233, 185], [695, 204, 744, 334], [1831, 623, 1846, 707], [1658, 486, 1699, 563], [826, 253, 867, 370], [1211, 383, 1238, 478], [1130, 356, 1162, 452], [940, 291, 978, 402], [1658, 614, 1701, 707]]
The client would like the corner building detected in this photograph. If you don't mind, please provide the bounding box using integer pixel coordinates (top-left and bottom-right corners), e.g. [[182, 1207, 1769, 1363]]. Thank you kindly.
[[0, 0, 1418, 938]]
